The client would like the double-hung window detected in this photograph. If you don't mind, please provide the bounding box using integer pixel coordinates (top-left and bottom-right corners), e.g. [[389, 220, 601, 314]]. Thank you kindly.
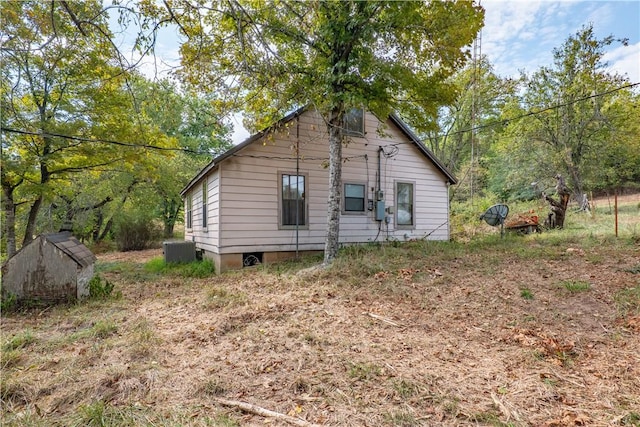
[[186, 195, 193, 229], [281, 173, 306, 227], [396, 182, 415, 228], [344, 183, 366, 213], [202, 180, 208, 229], [344, 108, 364, 136]]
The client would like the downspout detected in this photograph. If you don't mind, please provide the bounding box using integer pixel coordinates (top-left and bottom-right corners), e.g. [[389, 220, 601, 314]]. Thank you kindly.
[[377, 147, 382, 195], [447, 182, 451, 240], [295, 117, 300, 258]]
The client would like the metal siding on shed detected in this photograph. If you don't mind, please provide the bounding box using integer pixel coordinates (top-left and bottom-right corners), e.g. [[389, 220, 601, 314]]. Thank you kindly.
[[1, 234, 93, 303]]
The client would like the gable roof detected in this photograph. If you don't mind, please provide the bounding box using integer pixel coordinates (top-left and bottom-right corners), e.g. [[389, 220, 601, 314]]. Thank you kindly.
[[388, 112, 456, 185], [44, 232, 96, 268], [181, 107, 456, 196]]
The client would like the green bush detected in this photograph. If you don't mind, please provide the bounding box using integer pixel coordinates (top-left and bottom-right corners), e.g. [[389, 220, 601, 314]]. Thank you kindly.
[[88, 275, 117, 299], [1, 290, 17, 312], [113, 214, 161, 251]]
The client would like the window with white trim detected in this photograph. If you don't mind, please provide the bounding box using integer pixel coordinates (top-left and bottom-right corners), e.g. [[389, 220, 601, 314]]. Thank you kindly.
[[186, 195, 193, 229], [396, 182, 415, 227], [343, 183, 366, 213], [202, 180, 208, 229], [344, 108, 364, 136], [280, 173, 306, 227]]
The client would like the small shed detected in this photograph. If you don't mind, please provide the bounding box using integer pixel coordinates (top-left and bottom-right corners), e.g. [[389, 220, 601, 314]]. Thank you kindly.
[[1, 232, 96, 304]]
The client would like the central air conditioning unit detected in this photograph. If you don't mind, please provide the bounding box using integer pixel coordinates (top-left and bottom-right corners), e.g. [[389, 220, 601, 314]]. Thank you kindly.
[[163, 241, 196, 263]]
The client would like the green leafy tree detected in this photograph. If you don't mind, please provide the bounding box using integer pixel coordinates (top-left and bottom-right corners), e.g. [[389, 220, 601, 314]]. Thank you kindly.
[[582, 90, 640, 193], [424, 56, 516, 175], [132, 79, 232, 237], [512, 24, 630, 204], [0, 0, 175, 257], [36, 77, 232, 244], [136, 0, 483, 263], [486, 96, 557, 201]]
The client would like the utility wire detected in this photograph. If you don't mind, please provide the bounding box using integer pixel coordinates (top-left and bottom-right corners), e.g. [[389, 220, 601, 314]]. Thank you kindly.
[[432, 81, 639, 140], [231, 153, 367, 161], [0, 127, 204, 154], [3, 82, 637, 155]]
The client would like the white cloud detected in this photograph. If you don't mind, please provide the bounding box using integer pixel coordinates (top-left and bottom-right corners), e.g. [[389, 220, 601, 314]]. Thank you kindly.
[[480, 0, 639, 80], [604, 41, 640, 83], [481, 1, 557, 77], [230, 114, 251, 144], [585, 2, 614, 30]]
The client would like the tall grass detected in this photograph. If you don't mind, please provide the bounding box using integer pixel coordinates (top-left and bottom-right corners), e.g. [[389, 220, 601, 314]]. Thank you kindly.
[[451, 195, 639, 243]]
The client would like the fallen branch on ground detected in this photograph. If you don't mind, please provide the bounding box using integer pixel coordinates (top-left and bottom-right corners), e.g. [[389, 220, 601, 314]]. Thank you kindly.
[[213, 397, 323, 427], [364, 312, 402, 327]]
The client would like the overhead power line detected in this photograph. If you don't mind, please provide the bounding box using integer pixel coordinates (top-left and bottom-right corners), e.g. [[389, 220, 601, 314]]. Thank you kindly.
[[0, 127, 203, 154], [2, 82, 637, 155], [443, 81, 639, 139]]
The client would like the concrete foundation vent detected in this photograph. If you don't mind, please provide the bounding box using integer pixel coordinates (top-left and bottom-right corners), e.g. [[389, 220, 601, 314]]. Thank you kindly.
[[163, 241, 196, 263]]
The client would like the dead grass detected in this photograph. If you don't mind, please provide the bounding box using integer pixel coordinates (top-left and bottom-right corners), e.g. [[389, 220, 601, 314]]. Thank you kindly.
[[2, 197, 639, 426]]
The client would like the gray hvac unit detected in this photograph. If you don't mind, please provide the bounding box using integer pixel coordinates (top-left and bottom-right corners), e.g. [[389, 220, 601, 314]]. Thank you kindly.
[[163, 241, 196, 263]]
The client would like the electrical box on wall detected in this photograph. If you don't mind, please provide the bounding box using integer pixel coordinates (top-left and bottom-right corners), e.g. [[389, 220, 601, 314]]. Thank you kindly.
[[376, 201, 385, 221]]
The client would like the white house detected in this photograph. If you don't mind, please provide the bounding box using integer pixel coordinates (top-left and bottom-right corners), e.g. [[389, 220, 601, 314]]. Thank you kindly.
[[181, 107, 456, 272]]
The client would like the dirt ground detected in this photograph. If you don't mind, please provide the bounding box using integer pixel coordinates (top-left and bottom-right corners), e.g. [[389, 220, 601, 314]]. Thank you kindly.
[[2, 202, 640, 426]]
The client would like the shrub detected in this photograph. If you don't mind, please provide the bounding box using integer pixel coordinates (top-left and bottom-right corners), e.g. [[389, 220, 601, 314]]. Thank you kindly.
[[1, 290, 17, 312], [88, 275, 117, 299], [113, 214, 161, 251]]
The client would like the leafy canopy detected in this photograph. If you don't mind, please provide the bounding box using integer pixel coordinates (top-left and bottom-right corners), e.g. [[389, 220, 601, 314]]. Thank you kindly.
[[142, 0, 484, 132]]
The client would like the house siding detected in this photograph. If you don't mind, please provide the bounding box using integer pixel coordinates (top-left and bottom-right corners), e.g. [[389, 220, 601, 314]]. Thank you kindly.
[[184, 168, 220, 253], [202, 109, 450, 255]]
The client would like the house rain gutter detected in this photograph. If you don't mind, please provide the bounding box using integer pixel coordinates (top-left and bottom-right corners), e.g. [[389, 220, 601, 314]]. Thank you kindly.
[[295, 118, 300, 258]]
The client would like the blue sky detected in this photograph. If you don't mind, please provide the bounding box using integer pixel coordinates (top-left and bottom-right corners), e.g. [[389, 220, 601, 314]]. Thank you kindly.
[[111, 1, 640, 142], [482, 0, 639, 81]]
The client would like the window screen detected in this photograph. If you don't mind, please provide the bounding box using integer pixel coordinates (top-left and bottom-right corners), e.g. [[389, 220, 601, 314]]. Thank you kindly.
[[186, 195, 193, 229], [344, 183, 365, 212], [202, 180, 208, 228], [344, 108, 364, 136], [282, 174, 306, 226], [396, 182, 414, 226]]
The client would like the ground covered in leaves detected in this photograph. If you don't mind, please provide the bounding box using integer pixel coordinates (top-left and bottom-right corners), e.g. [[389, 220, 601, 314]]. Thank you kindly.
[[2, 231, 640, 426]]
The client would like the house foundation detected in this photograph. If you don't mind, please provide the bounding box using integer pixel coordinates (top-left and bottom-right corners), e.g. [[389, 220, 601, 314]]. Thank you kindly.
[[204, 250, 323, 273]]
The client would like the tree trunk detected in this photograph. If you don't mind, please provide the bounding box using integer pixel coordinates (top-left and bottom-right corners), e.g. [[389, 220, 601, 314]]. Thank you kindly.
[[565, 164, 585, 209], [2, 187, 17, 258], [23, 135, 52, 246], [94, 180, 137, 242], [162, 199, 181, 238], [23, 195, 43, 246], [543, 174, 571, 228], [323, 108, 343, 265], [98, 217, 114, 242]]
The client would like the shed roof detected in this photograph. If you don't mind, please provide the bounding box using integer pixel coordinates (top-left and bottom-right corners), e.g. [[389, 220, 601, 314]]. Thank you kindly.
[[180, 107, 456, 196], [44, 232, 96, 268]]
